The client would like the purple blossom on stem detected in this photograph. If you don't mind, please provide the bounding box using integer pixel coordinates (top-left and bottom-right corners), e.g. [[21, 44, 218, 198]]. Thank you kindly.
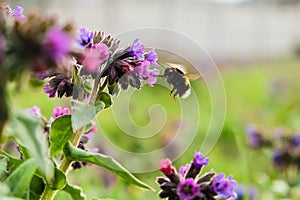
[[193, 151, 209, 168], [177, 178, 200, 200], [82, 43, 109, 72], [290, 134, 300, 147], [44, 86, 56, 98], [179, 163, 191, 177], [147, 68, 160, 86], [44, 28, 72, 61], [79, 28, 94, 48], [211, 173, 237, 200], [10, 6, 25, 21], [25, 106, 41, 118], [246, 125, 263, 148], [51, 107, 70, 120], [129, 38, 145, 60], [134, 60, 150, 78], [146, 49, 158, 66]]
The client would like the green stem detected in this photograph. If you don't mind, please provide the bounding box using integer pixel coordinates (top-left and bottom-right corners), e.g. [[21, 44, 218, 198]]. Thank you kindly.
[[39, 127, 84, 200], [40, 69, 105, 199]]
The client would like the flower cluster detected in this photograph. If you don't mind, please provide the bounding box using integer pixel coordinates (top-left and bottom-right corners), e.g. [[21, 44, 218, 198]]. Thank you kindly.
[[157, 152, 237, 200], [246, 125, 300, 171]]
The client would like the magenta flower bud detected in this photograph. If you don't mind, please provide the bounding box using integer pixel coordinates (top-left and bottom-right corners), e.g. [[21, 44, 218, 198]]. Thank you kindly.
[[159, 158, 175, 175]]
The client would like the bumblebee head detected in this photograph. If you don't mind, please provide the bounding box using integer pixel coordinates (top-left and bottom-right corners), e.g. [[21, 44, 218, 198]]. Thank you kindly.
[[163, 68, 175, 77]]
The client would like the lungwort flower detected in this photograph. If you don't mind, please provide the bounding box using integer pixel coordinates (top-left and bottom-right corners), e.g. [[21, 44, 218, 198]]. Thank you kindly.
[[10, 6, 25, 21], [157, 152, 238, 200]]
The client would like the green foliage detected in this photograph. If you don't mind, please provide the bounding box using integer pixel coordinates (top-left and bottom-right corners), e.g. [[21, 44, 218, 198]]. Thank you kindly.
[[63, 142, 153, 191], [0, 155, 8, 181], [62, 183, 87, 200], [48, 168, 67, 190], [50, 115, 74, 156], [29, 174, 45, 199], [97, 92, 113, 109], [10, 113, 50, 178], [4, 159, 37, 198], [71, 100, 105, 130]]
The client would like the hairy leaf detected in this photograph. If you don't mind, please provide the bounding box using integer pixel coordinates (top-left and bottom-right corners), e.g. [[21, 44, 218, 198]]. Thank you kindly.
[[97, 92, 113, 109], [71, 100, 105, 130], [64, 142, 153, 191], [63, 183, 87, 200], [0, 155, 8, 181], [4, 159, 36, 198], [50, 115, 74, 156]]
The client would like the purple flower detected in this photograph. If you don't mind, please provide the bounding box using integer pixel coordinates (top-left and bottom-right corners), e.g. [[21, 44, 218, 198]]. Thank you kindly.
[[272, 150, 291, 170], [211, 173, 237, 199], [235, 185, 257, 200], [10, 6, 25, 21], [129, 38, 145, 60], [134, 60, 151, 78], [246, 125, 263, 148], [51, 107, 70, 120], [44, 28, 72, 61], [79, 28, 94, 48], [177, 178, 200, 200], [147, 68, 160, 86], [25, 106, 41, 118], [146, 49, 158, 66], [193, 151, 209, 168], [179, 163, 191, 177], [82, 43, 109, 72], [44, 85, 56, 98], [290, 134, 300, 147]]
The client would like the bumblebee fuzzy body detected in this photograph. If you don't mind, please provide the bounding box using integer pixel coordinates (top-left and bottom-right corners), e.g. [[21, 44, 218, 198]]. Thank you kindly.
[[163, 67, 191, 99]]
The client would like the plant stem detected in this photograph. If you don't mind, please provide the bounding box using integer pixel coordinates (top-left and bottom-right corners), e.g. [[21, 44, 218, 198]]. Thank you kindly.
[[40, 127, 84, 200]]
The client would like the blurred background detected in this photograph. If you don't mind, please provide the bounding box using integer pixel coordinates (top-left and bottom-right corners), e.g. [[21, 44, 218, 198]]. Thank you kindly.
[[7, 0, 300, 199]]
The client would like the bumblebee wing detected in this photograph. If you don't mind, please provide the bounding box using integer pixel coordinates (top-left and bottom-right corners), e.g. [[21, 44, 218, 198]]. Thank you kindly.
[[185, 74, 202, 81], [165, 63, 187, 74]]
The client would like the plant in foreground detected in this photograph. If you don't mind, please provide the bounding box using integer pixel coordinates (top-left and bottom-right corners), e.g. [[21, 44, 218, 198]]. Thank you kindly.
[[157, 152, 238, 200]]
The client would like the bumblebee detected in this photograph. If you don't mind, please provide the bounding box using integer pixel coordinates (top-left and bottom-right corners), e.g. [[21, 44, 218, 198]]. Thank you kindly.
[[163, 67, 192, 99]]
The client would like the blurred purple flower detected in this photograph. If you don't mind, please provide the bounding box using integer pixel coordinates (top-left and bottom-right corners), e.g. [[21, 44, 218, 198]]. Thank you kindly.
[[177, 178, 200, 200], [129, 38, 145, 60], [246, 125, 263, 148], [44, 28, 72, 61], [134, 60, 150, 78], [79, 28, 93, 48], [193, 151, 209, 168], [146, 49, 158, 66], [51, 107, 70, 120], [236, 185, 257, 200], [10, 6, 25, 21], [44, 85, 56, 98], [82, 43, 109, 72], [25, 106, 41, 118], [272, 150, 291, 170], [211, 173, 238, 199], [179, 163, 191, 177], [290, 134, 300, 147]]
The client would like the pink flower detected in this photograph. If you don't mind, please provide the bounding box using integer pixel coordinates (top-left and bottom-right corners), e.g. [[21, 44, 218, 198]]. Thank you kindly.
[[82, 43, 109, 72], [51, 107, 70, 120], [159, 158, 175, 175], [44, 28, 72, 61]]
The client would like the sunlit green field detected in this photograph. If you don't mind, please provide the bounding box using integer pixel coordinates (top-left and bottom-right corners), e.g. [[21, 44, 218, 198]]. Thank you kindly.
[[16, 57, 300, 199]]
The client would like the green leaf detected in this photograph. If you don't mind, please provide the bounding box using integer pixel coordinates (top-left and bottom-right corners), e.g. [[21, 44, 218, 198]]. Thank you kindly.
[[0, 182, 23, 200], [0, 155, 8, 181], [50, 115, 74, 156], [97, 92, 113, 109], [63, 183, 87, 200], [18, 145, 30, 160], [29, 174, 45, 199], [48, 168, 66, 190], [10, 113, 50, 178], [53, 191, 73, 200], [64, 142, 154, 191], [0, 151, 22, 169], [71, 100, 105, 130], [4, 159, 37, 198]]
